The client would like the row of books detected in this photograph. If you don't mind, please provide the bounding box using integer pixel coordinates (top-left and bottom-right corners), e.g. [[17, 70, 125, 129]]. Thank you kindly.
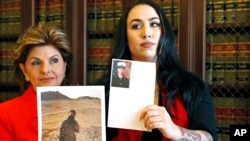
[[206, 0, 250, 24], [205, 42, 250, 85], [36, 0, 66, 30], [87, 0, 179, 32], [87, 0, 122, 32], [0, 40, 16, 84], [0, 0, 21, 36], [87, 38, 111, 84], [213, 94, 250, 140], [0, 62, 16, 84], [0, 0, 65, 36]]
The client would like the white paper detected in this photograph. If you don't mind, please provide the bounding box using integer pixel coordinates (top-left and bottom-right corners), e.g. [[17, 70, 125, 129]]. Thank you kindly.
[[37, 86, 106, 141], [108, 59, 156, 131]]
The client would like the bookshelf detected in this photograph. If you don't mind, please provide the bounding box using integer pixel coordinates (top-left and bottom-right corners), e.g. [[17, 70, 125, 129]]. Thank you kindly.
[[0, 0, 21, 102], [205, 0, 250, 141]]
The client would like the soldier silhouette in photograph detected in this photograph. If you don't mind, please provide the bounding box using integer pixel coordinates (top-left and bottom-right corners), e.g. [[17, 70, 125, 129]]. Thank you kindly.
[[59, 110, 79, 141]]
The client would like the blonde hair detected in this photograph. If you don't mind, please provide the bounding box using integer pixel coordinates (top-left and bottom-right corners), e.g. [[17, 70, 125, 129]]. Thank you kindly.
[[14, 24, 73, 91]]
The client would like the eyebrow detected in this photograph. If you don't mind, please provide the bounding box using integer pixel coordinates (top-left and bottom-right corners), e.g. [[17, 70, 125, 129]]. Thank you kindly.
[[129, 17, 160, 24], [30, 54, 60, 60]]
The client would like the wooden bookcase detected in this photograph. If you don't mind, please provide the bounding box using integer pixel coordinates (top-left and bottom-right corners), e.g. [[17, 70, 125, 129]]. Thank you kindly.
[[205, 1, 250, 141]]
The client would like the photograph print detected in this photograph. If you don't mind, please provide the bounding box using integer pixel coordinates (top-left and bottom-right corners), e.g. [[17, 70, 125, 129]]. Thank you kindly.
[[111, 59, 132, 88], [37, 86, 105, 141]]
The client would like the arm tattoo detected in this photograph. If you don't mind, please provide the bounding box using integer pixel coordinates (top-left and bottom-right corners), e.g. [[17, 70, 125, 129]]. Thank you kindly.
[[176, 127, 213, 141]]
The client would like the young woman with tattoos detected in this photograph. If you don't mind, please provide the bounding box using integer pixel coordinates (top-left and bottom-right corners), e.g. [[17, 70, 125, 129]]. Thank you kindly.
[[96, 0, 217, 140]]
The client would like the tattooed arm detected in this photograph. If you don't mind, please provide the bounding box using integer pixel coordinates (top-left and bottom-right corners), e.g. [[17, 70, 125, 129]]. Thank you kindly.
[[175, 126, 213, 141], [140, 105, 214, 141]]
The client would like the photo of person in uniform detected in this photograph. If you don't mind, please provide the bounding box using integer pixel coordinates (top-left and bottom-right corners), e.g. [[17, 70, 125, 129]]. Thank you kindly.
[[111, 61, 130, 88], [59, 110, 79, 141]]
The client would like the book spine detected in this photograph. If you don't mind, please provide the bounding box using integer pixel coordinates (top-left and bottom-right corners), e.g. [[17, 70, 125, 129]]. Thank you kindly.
[[235, 1, 249, 23], [12, 1, 21, 35], [223, 43, 236, 85], [114, 0, 122, 29], [96, 0, 105, 31], [37, 0, 46, 23], [105, 0, 115, 32], [206, 0, 214, 24], [224, 1, 236, 23], [0, 40, 17, 84], [46, 0, 65, 29], [215, 99, 248, 140], [87, 0, 97, 32], [213, 0, 226, 24], [212, 43, 225, 85], [172, 0, 179, 29], [87, 38, 111, 84], [205, 43, 213, 85], [162, 0, 178, 28], [236, 43, 249, 85]]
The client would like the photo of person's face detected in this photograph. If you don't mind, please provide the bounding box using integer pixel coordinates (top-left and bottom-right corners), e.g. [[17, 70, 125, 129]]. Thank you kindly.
[[117, 67, 125, 75]]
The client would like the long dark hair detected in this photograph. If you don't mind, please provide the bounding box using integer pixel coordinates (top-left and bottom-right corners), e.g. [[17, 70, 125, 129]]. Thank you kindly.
[[97, 0, 206, 129]]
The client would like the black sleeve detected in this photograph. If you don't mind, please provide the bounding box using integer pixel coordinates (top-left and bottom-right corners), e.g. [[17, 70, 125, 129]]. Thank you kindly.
[[192, 86, 218, 141]]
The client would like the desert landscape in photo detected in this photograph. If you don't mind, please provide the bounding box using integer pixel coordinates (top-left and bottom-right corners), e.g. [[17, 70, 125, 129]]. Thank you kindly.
[[40, 91, 103, 141]]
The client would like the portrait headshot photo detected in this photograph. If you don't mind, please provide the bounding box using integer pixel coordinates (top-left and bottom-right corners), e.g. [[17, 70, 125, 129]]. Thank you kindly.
[[111, 60, 131, 88]]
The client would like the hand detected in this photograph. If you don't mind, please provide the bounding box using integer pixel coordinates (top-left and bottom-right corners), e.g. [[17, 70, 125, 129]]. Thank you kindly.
[[139, 105, 180, 140]]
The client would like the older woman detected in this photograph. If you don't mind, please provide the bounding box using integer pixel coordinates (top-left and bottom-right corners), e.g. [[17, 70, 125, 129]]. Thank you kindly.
[[0, 24, 73, 141]]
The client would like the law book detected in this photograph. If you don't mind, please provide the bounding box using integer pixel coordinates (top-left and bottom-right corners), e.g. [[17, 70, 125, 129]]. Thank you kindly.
[[213, 0, 226, 24], [104, 0, 115, 32], [205, 43, 213, 85], [235, 0, 249, 23], [87, 38, 107, 84], [0, 0, 21, 36], [5, 41, 15, 84], [211, 43, 225, 85], [223, 43, 236, 85], [104, 0, 121, 31], [96, 0, 105, 31], [0, 60, 7, 83], [162, 0, 179, 28], [114, 0, 122, 29], [0, 41, 9, 84], [87, 37, 111, 84], [87, 38, 98, 84], [206, 0, 214, 24], [224, 0, 236, 23], [0, 1, 8, 35], [37, 0, 46, 23], [172, 0, 179, 29], [87, 0, 97, 32], [46, 0, 65, 29], [236, 43, 249, 86]]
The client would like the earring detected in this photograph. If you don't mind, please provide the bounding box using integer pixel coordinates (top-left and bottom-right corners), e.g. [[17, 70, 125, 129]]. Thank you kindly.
[[25, 75, 29, 82]]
